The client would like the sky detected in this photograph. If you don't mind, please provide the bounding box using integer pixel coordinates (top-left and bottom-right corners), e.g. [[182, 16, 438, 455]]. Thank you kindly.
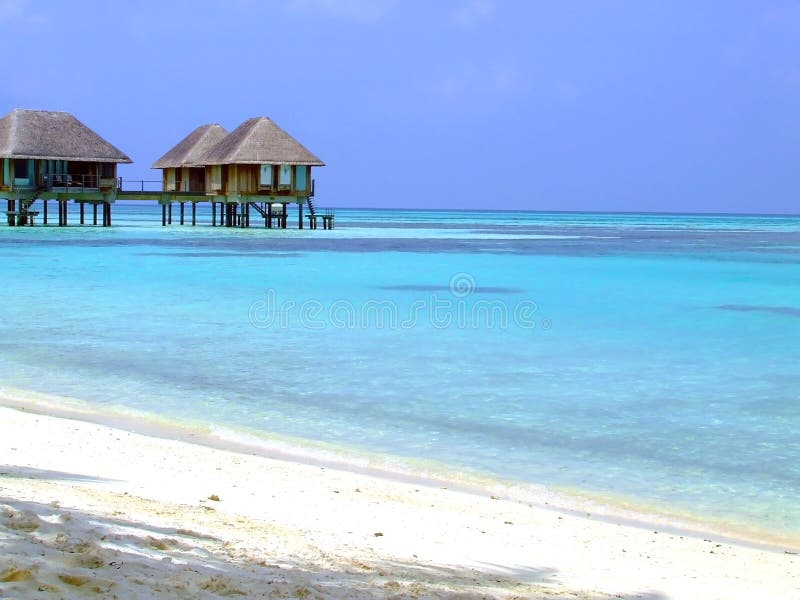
[[0, 0, 798, 214]]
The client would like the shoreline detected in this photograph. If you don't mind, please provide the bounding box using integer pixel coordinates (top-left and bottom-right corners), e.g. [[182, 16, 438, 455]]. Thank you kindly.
[[0, 387, 796, 555], [1, 400, 799, 598]]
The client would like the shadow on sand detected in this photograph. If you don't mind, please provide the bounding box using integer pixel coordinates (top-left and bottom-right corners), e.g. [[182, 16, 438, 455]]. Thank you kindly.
[[0, 492, 668, 599]]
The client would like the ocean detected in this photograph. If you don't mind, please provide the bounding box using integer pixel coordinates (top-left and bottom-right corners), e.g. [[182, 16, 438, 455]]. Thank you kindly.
[[1, 203, 798, 545]]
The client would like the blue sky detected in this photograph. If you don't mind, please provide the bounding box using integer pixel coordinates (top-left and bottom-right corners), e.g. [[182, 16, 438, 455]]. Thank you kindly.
[[1, 0, 798, 213]]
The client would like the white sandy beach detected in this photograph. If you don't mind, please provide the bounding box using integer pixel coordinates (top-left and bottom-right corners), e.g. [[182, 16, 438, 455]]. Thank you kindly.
[[0, 400, 798, 600]]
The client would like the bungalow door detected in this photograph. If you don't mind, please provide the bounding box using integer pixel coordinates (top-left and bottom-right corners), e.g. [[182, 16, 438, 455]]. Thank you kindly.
[[13, 159, 35, 188]]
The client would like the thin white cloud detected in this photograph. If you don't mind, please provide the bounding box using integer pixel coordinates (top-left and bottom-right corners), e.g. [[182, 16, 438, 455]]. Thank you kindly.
[[434, 62, 525, 100], [0, 0, 46, 28], [0, 0, 28, 21], [490, 64, 522, 94], [286, 0, 396, 21], [451, 0, 494, 30]]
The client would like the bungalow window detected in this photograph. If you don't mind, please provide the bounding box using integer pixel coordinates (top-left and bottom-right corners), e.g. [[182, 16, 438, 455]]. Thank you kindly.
[[279, 164, 291, 189], [209, 165, 222, 191], [295, 166, 308, 192], [100, 163, 115, 178], [260, 164, 273, 188]]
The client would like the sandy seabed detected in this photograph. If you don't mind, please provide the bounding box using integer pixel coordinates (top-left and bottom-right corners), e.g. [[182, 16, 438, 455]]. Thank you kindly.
[[0, 402, 798, 600]]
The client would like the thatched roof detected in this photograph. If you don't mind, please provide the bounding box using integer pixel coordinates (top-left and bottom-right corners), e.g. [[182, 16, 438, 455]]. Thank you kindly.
[[201, 117, 324, 166], [0, 109, 131, 163], [151, 123, 229, 169]]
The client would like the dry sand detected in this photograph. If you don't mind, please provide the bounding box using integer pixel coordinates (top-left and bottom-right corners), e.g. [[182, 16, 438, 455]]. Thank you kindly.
[[1, 401, 798, 599]]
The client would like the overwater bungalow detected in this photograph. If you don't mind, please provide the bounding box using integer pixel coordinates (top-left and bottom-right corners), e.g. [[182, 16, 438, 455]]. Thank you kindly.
[[151, 124, 228, 193], [151, 117, 326, 228], [0, 109, 329, 229], [0, 109, 131, 226]]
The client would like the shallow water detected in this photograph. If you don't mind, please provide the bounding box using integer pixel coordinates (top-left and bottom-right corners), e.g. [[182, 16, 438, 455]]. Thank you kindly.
[[1, 202, 799, 542]]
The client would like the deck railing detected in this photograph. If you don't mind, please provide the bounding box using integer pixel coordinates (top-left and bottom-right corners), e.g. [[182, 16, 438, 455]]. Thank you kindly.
[[114, 178, 318, 196], [42, 173, 99, 191], [117, 178, 163, 193]]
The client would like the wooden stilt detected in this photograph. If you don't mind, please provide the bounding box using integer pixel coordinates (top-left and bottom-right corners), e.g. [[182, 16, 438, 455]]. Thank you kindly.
[[180, 202, 185, 225], [212, 202, 216, 227], [162, 204, 166, 226], [168, 203, 173, 225], [282, 203, 288, 229], [80, 202, 85, 225], [93, 203, 98, 225], [43, 200, 48, 224], [298, 201, 303, 229], [192, 202, 197, 226]]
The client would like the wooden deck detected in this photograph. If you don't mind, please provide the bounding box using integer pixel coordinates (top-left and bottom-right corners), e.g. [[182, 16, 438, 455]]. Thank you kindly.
[[2, 179, 332, 229]]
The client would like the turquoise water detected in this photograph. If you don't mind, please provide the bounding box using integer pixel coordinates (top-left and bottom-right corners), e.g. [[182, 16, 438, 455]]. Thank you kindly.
[[1, 203, 799, 543]]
